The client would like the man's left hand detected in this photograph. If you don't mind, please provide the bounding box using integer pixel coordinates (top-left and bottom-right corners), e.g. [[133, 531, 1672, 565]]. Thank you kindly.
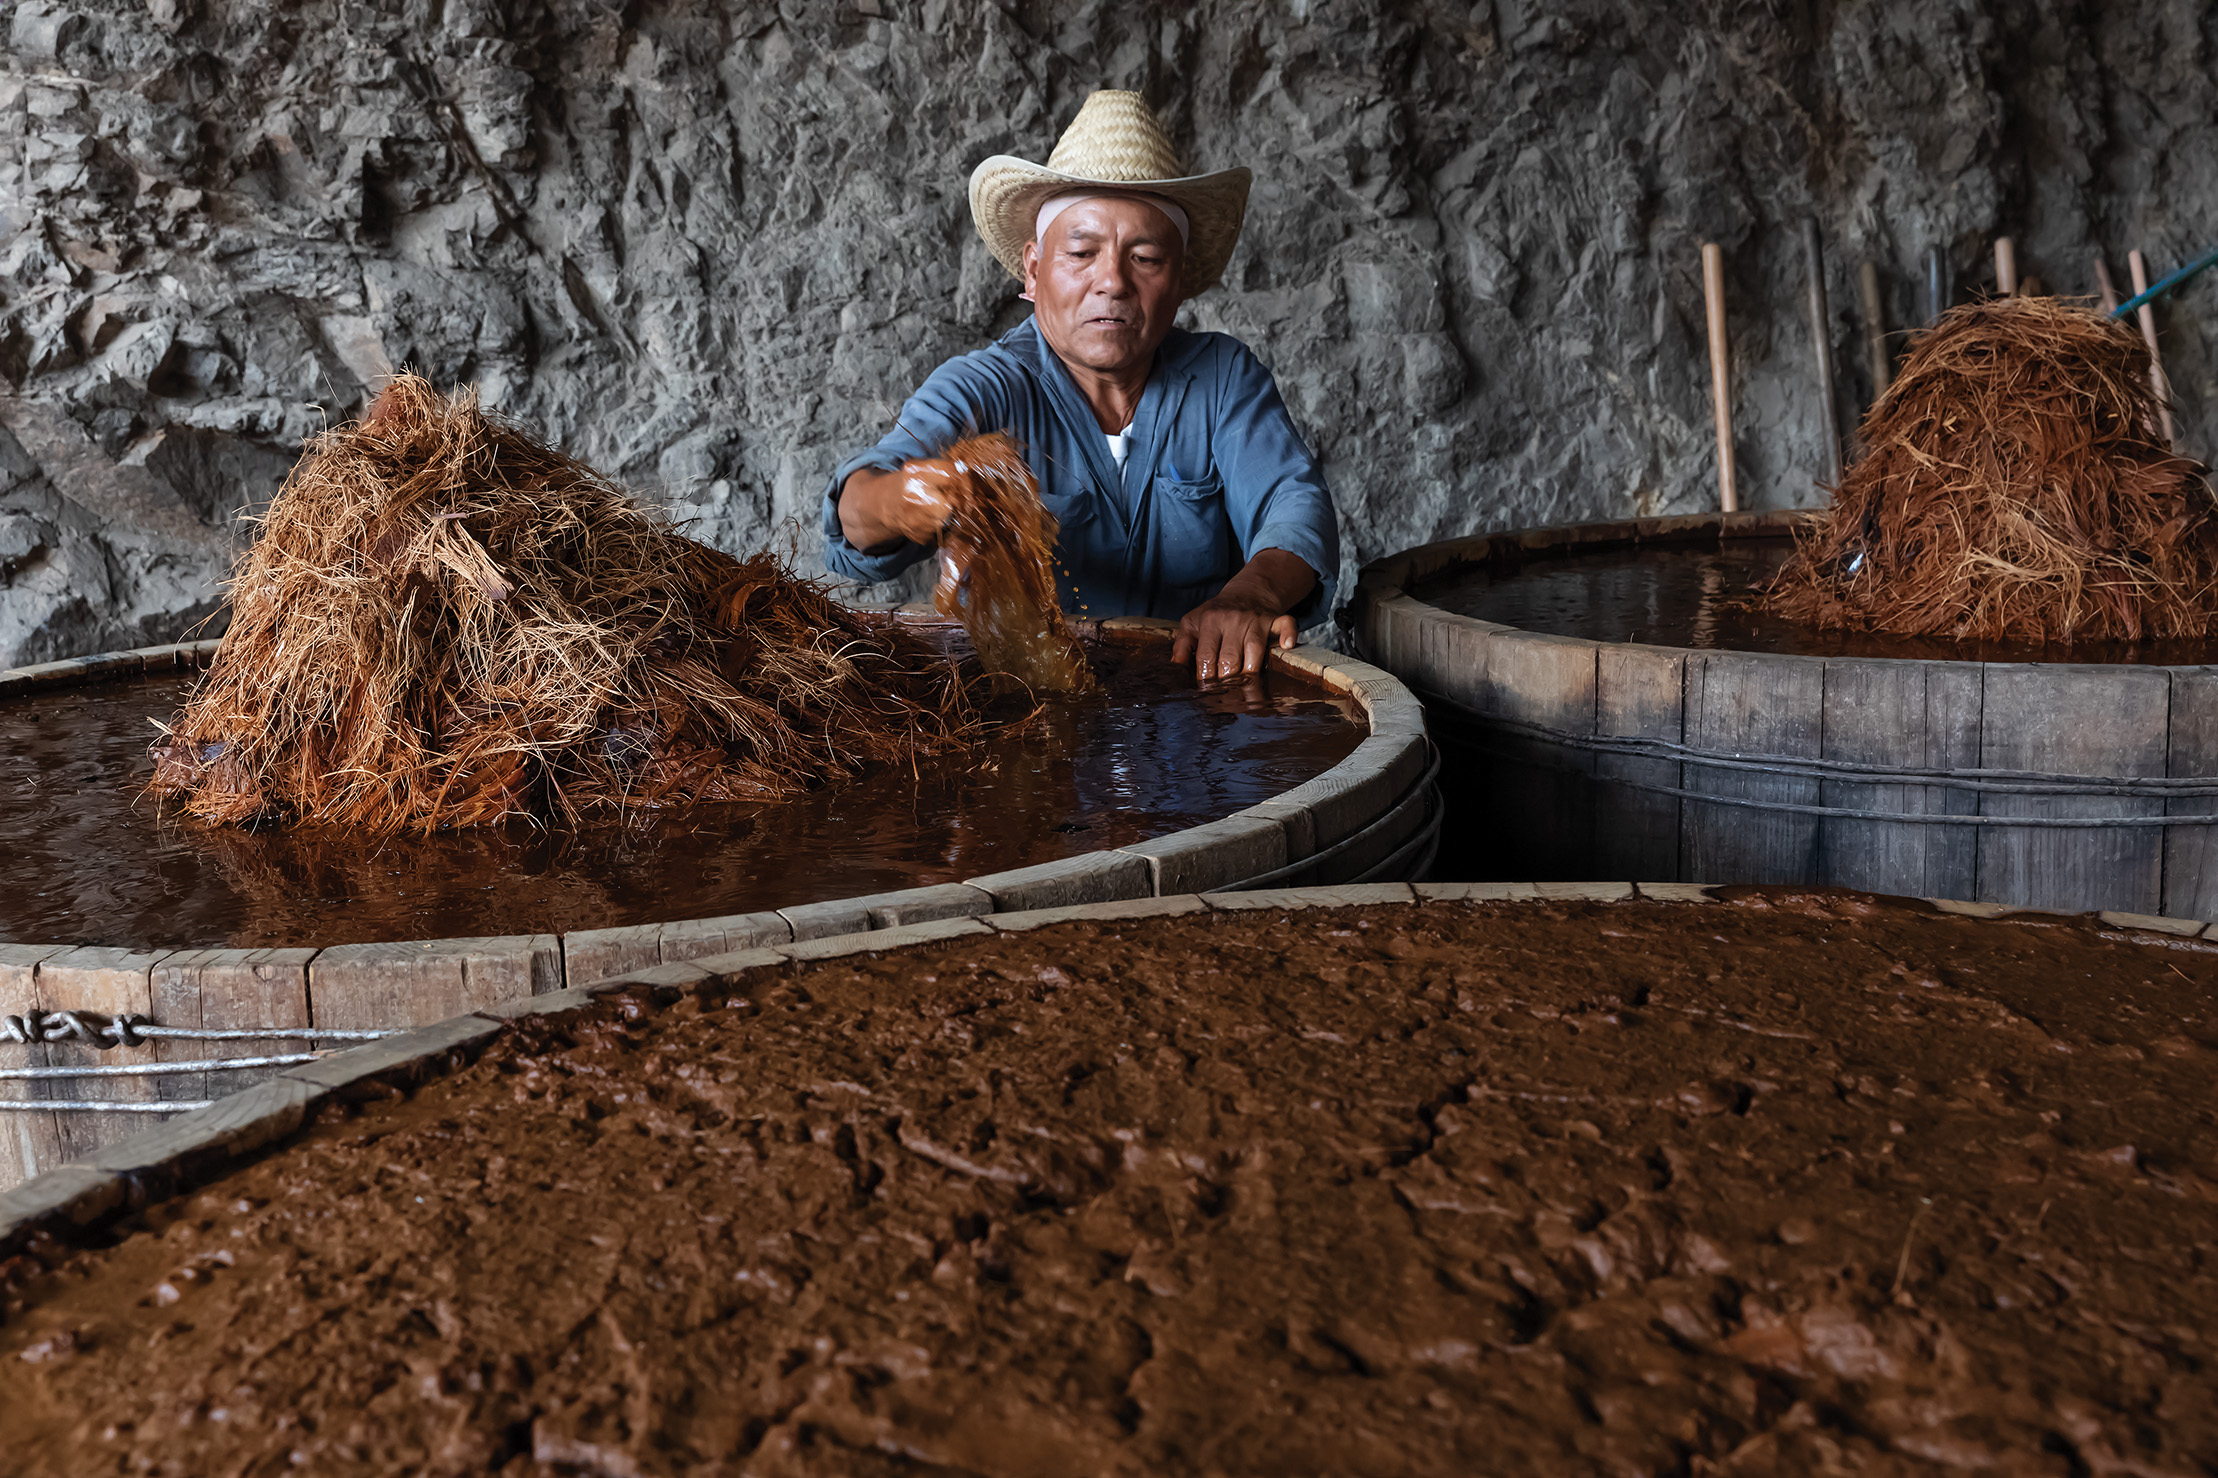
[[1175, 597, 1297, 682], [1171, 548, 1318, 682]]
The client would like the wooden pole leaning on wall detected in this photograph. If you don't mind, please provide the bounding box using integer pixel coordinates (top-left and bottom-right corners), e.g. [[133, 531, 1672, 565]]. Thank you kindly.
[[2094, 255, 2121, 313], [1802, 219, 1843, 486], [2128, 250, 2178, 446], [1994, 236, 2018, 295], [1702, 241, 1738, 513], [1857, 259, 1891, 397]]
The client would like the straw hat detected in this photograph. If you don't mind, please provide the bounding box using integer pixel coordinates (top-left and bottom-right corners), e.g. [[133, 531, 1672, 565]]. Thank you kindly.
[[969, 90, 1253, 296]]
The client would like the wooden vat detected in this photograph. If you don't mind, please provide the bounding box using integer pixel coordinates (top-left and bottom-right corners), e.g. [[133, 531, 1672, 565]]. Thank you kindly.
[[1353, 511, 2218, 915], [0, 625, 1438, 1187]]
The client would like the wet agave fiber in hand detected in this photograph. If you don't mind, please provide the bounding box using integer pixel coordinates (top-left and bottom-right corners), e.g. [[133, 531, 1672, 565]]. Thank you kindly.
[[1762, 297, 2218, 643], [149, 376, 983, 831], [929, 432, 1095, 696]]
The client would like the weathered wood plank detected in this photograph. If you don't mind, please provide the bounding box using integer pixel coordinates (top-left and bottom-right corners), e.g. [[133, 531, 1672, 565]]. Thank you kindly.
[[308, 935, 560, 1034], [560, 924, 663, 991], [1681, 651, 1825, 885], [1469, 631, 1596, 881], [776, 883, 997, 943], [0, 1164, 129, 1247], [1920, 663, 1985, 899], [776, 917, 994, 963], [1593, 643, 1685, 883], [150, 948, 317, 1106], [658, 911, 792, 965], [1319, 607, 1464, 885], [1202, 883, 1417, 911], [1398, 602, 1502, 708], [1532, 881, 1636, 900], [1361, 591, 1435, 675], [986, 895, 1208, 932], [965, 853, 1153, 912], [2161, 667, 2218, 920], [279, 1014, 506, 1094], [0, 945, 66, 1190], [36, 947, 168, 1162], [1267, 732, 1429, 878], [1977, 663, 2167, 914], [1415, 880, 1538, 902], [1817, 659, 1981, 901], [84, 1077, 324, 1190], [1119, 813, 1291, 895]]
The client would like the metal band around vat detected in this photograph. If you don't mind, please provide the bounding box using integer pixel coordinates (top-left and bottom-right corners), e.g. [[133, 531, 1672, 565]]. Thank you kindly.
[[1439, 706, 2218, 828]]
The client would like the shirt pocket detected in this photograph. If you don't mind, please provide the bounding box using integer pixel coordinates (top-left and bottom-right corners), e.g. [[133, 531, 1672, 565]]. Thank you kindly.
[[1040, 460, 1112, 543], [1153, 473, 1233, 589]]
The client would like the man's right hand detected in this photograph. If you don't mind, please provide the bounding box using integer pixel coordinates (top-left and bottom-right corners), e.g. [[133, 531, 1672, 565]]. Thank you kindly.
[[836, 459, 963, 552]]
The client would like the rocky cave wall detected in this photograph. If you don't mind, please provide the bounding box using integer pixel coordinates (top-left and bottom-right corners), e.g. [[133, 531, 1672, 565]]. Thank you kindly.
[[2, 0, 2214, 663]]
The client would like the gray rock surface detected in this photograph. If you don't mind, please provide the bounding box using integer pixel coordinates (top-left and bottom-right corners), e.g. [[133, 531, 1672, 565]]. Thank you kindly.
[[2, 0, 2213, 662]]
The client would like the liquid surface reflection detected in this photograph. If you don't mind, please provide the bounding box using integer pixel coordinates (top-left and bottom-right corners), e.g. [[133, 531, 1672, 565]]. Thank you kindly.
[[0, 643, 1361, 950], [1423, 537, 2218, 665]]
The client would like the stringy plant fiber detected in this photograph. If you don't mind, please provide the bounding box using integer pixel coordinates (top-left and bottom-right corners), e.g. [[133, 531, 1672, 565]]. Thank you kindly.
[[150, 375, 983, 831], [929, 432, 1095, 697], [1761, 297, 2218, 644]]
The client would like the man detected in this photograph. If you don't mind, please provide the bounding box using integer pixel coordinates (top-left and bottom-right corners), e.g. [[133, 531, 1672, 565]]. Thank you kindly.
[[822, 90, 1338, 682]]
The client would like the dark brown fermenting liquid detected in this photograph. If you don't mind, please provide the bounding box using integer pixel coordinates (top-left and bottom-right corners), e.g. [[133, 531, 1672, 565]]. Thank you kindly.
[[0, 640, 1359, 950], [2, 889, 2214, 1474], [930, 432, 1096, 696], [1423, 537, 2218, 664]]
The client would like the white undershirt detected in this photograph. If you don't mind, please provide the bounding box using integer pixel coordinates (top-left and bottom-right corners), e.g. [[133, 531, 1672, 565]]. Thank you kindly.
[[1105, 431, 1131, 471]]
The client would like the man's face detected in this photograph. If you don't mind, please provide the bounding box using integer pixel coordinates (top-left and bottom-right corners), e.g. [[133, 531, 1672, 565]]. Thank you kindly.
[[1022, 196, 1186, 379]]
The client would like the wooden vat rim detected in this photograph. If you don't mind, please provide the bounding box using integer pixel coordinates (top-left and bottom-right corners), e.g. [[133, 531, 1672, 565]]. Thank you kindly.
[[1354, 510, 2218, 678], [5, 878, 2208, 1257]]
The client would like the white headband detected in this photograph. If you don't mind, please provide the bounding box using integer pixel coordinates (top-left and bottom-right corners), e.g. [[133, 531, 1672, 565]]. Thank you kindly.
[[1034, 191, 1190, 248]]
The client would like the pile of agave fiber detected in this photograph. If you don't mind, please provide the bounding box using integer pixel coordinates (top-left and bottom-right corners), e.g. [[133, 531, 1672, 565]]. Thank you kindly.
[[1762, 297, 2218, 644], [150, 376, 996, 832]]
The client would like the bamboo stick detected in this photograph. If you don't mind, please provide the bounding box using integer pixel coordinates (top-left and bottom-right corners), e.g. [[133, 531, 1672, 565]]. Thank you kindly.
[[2128, 250, 2177, 446], [2094, 255, 2120, 313], [1857, 259, 1891, 396], [1803, 219, 1842, 485], [1702, 241, 1737, 513], [1994, 236, 2018, 295]]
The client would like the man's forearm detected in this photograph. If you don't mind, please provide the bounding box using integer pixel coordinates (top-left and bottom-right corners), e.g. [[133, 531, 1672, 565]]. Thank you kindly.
[[1219, 547, 1318, 616], [835, 467, 914, 551]]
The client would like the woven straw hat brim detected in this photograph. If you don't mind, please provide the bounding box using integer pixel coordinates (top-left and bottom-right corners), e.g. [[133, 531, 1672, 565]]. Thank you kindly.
[[969, 158, 1253, 296]]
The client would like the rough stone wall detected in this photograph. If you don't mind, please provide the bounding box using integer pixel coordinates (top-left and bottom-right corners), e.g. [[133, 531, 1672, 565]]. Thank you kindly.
[[2, 0, 2214, 662]]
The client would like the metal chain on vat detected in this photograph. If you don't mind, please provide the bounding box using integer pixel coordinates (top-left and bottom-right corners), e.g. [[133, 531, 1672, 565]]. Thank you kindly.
[[1, 1010, 402, 1115], [2, 1011, 395, 1049]]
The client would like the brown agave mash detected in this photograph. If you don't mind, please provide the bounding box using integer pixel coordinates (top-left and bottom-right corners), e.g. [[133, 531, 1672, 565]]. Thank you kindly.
[[2, 889, 2214, 1474]]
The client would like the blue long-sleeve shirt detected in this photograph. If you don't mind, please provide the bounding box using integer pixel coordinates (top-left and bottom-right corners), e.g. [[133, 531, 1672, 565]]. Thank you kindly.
[[821, 318, 1339, 622]]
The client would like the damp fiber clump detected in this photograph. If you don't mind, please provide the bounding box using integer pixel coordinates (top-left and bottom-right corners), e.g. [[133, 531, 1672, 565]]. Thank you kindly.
[[1762, 297, 2218, 644], [149, 376, 994, 832], [928, 432, 1096, 698]]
